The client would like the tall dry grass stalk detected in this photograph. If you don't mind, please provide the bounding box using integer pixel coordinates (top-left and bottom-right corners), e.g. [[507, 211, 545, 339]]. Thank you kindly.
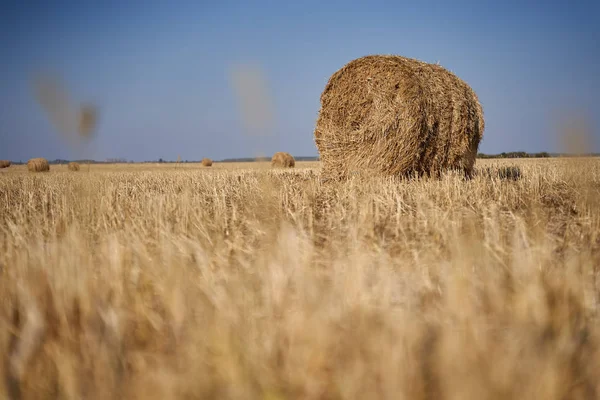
[[0, 158, 599, 399]]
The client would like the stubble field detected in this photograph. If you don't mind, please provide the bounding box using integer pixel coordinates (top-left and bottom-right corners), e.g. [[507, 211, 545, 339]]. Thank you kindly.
[[1, 158, 600, 399]]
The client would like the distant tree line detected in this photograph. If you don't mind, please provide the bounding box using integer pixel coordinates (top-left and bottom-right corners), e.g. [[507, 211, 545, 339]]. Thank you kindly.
[[6, 152, 599, 165], [478, 152, 600, 159], [477, 152, 551, 159]]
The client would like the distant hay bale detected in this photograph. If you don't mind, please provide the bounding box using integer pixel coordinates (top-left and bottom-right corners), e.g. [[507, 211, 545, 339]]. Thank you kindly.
[[27, 158, 50, 172], [201, 158, 213, 167], [271, 152, 295, 168], [314, 54, 485, 180], [68, 162, 80, 171], [0, 160, 10, 168]]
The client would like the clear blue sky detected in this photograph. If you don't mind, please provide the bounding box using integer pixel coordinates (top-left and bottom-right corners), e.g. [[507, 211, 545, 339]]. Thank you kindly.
[[1, 0, 598, 162]]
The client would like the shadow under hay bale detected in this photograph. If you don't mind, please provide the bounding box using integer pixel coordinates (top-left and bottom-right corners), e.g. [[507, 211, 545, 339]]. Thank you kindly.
[[497, 166, 522, 180], [68, 162, 80, 171], [0, 160, 11, 168], [27, 158, 50, 172], [201, 158, 213, 167], [271, 152, 295, 168], [314, 54, 485, 180], [478, 166, 522, 181]]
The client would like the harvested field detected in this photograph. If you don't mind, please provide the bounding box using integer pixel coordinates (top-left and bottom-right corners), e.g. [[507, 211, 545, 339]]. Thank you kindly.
[[1, 157, 599, 399]]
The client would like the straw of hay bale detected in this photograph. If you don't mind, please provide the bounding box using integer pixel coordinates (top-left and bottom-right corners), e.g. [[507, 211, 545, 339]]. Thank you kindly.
[[271, 152, 295, 168], [68, 162, 80, 171], [314, 54, 485, 179], [201, 158, 213, 167], [27, 158, 50, 172], [0, 160, 11, 168]]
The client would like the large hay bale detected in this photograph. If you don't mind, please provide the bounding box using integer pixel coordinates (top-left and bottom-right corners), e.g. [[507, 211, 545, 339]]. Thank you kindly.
[[271, 152, 295, 168], [27, 158, 50, 172], [201, 158, 213, 167], [0, 160, 11, 168], [68, 162, 80, 171], [314, 54, 485, 179]]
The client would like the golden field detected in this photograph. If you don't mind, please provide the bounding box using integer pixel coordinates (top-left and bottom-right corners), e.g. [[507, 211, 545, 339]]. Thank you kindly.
[[1, 158, 600, 399]]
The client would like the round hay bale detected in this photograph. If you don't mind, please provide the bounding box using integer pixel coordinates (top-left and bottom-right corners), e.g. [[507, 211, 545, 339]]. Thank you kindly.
[[201, 158, 213, 167], [314, 54, 485, 179], [271, 152, 295, 168], [27, 158, 50, 172], [68, 161, 80, 171], [0, 160, 11, 168]]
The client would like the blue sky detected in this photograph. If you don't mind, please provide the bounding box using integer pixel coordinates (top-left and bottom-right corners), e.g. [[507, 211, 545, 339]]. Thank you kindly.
[[0, 0, 598, 162]]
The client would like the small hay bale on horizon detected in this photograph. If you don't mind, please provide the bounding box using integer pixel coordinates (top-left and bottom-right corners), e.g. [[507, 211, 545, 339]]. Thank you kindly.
[[314, 54, 485, 180], [0, 160, 11, 168], [68, 162, 80, 171], [27, 158, 50, 172], [201, 158, 213, 167], [271, 152, 295, 168]]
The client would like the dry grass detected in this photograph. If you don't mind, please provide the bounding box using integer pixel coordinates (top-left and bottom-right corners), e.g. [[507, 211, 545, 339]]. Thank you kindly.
[[77, 104, 98, 137], [314, 55, 484, 180], [271, 152, 295, 168], [1, 158, 600, 399], [27, 158, 50, 172]]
